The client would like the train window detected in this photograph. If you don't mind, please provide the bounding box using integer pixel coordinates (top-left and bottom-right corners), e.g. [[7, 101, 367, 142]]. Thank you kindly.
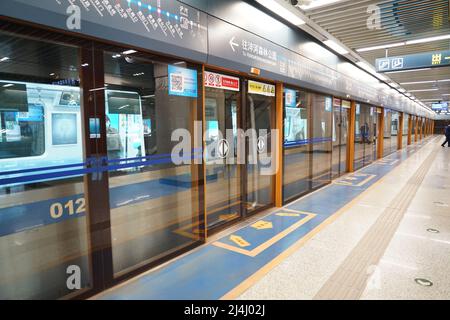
[[105, 90, 144, 160], [0, 30, 90, 300], [0, 103, 45, 159], [51, 113, 78, 145], [283, 89, 308, 146]]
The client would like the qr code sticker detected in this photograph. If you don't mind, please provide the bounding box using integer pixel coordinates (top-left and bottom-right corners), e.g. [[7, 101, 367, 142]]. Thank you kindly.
[[170, 73, 184, 93]]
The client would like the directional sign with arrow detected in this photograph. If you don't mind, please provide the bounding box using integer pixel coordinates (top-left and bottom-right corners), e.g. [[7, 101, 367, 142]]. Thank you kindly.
[[229, 36, 239, 52]]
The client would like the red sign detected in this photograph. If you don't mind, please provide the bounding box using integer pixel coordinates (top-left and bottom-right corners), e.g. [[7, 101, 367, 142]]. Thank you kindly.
[[204, 71, 240, 91]]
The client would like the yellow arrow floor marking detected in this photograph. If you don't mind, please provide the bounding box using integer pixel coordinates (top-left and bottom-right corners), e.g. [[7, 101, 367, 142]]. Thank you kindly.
[[251, 220, 273, 230], [230, 235, 250, 247]]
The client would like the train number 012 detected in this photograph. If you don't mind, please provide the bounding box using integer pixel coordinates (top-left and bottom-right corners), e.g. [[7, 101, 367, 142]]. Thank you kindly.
[[50, 198, 86, 219]]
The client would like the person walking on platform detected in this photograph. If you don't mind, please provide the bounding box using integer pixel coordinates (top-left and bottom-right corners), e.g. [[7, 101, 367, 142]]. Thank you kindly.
[[442, 124, 450, 147]]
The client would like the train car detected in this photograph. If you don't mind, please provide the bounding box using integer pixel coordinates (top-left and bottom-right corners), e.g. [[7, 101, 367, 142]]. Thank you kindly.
[[0, 81, 146, 187]]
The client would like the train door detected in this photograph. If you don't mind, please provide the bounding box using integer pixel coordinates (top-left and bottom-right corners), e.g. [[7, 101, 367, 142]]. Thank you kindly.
[[332, 98, 349, 178], [340, 101, 350, 174], [245, 80, 275, 215], [331, 98, 341, 179], [204, 71, 242, 230]]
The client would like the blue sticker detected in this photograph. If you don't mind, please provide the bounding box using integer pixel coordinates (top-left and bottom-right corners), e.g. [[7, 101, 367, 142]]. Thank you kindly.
[[284, 88, 297, 108], [325, 97, 332, 112], [168, 65, 198, 98]]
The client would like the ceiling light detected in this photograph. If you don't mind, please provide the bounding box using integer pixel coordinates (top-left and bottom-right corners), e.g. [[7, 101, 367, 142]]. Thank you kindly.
[[0, 57, 9, 62], [323, 40, 348, 55], [299, 0, 343, 10], [2, 83, 13, 88], [255, 0, 305, 26], [409, 88, 439, 92], [122, 49, 137, 55], [356, 61, 387, 81], [112, 54, 121, 59], [356, 42, 405, 52], [385, 68, 431, 74], [400, 80, 436, 85], [405, 34, 450, 45], [437, 79, 450, 82], [81, 63, 89, 67]]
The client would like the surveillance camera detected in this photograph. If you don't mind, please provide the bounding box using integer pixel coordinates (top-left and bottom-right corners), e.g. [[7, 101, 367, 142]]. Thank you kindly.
[[124, 56, 135, 64], [290, 0, 299, 5]]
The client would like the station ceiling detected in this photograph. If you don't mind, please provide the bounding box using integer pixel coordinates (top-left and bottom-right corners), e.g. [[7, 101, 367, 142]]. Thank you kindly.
[[286, 0, 450, 115]]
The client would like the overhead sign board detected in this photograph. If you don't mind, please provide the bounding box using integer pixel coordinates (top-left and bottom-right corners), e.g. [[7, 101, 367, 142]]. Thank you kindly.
[[431, 102, 448, 111], [0, 0, 208, 62], [376, 50, 450, 72], [204, 71, 240, 91]]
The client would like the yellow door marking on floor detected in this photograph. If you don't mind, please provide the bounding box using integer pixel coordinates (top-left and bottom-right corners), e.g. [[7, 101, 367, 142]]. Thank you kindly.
[[333, 174, 376, 187], [220, 137, 439, 300], [213, 212, 316, 257], [354, 174, 376, 186], [251, 220, 273, 230], [219, 213, 239, 221], [276, 213, 301, 217], [230, 235, 250, 247]]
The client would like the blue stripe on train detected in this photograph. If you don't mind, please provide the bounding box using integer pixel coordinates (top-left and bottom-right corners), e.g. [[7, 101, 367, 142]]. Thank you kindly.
[[0, 172, 216, 237]]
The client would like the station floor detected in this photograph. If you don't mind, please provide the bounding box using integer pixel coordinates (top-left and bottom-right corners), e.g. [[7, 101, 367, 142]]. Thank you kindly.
[[94, 135, 450, 300]]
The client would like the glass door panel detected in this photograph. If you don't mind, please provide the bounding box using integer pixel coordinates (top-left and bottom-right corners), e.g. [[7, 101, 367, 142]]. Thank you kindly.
[[340, 101, 350, 174], [332, 99, 341, 179], [283, 88, 310, 202], [205, 84, 242, 230], [246, 81, 275, 214], [0, 32, 91, 299], [104, 54, 202, 278], [311, 95, 332, 189]]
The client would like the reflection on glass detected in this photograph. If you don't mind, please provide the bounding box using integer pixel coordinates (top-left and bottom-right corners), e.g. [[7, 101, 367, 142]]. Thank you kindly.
[[311, 94, 332, 189], [283, 88, 310, 202], [204, 85, 241, 230], [0, 32, 91, 299], [246, 87, 274, 213], [403, 114, 409, 148], [331, 99, 349, 178], [354, 103, 377, 170], [104, 53, 202, 277]]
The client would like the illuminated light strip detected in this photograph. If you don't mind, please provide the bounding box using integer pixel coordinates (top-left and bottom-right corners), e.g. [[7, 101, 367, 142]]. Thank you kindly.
[[323, 39, 348, 55], [255, 0, 305, 26], [357, 34, 450, 52], [356, 42, 406, 52], [408, 88, 439, 92]]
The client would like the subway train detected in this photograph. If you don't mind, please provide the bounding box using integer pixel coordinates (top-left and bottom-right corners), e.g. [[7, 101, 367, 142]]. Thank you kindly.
[[0, 80, 146, 187], [0, 80, 200, 299]]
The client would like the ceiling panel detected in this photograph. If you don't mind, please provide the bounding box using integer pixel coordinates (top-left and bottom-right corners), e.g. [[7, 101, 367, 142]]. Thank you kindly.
[[292, 0, 450, 114]]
